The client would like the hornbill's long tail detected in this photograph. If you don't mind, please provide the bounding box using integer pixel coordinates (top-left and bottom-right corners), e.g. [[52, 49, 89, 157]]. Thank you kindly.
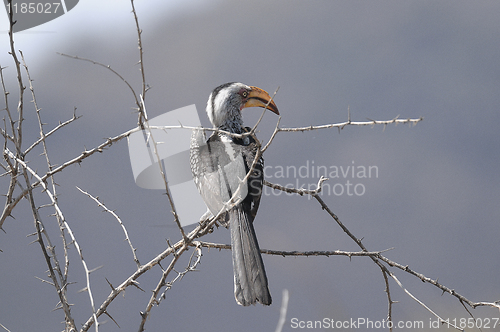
[[230, 206, 271, 306]]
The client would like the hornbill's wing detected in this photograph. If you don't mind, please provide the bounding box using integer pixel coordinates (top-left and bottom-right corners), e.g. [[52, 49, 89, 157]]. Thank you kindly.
[[190, 128, 248, 220]]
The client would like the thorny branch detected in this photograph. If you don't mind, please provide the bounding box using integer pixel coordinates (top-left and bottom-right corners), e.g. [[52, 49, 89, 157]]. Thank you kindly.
[[137, 242, 203, 331], [0, 323, 12, 332], [57, 53, 140, 112], [20, 49, 73, 294], [2, 3, 82, 330], [158, 242, 203, 303], [77, 187, 141, 269], [5, 149, 92, 331], [262, 115, 423, 153], [80, 219, 217, 331], [264, 176, 500, 330], [130, 0, 148, 128], [139, 98, 187, 241], [194, 240, 392, 258]]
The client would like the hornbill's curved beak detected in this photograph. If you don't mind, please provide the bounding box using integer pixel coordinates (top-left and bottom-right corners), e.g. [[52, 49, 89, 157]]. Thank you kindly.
[[241, 86, 279, 115]]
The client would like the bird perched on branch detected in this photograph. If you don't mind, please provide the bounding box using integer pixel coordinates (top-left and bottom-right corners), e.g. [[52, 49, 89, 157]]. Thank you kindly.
[[190, 82, 279, 306]]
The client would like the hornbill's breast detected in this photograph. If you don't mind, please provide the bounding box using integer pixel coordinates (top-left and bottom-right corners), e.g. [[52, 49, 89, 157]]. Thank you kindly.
[[190, 128, 263, 223]]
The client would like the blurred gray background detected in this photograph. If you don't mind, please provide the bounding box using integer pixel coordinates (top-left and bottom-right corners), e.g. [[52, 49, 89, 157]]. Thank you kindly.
[[1, 0, 499, 331]]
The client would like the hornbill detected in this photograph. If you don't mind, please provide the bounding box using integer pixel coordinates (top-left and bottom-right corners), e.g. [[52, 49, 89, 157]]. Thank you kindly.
[[190, 82, 279, 306]]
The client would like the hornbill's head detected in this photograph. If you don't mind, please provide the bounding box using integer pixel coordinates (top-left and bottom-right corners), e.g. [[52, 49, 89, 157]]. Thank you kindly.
[[206, 82, 279, 133]]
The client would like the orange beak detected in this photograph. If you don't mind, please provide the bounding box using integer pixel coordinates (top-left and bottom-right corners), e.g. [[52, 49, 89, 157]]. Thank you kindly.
[[241, 86, 279, 115]]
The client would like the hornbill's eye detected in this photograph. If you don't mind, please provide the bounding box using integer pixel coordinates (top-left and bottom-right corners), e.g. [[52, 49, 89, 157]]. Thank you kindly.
[[241, 90, 248, 98]]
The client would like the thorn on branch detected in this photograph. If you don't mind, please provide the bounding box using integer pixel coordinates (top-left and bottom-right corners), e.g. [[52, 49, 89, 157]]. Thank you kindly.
[[88, 265, 104, 274], [105, 278, 116, 291], [104, 310, 120, 328], [131, 280, 145, 292]]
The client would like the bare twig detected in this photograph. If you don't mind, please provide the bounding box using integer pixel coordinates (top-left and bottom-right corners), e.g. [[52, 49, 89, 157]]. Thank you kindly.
[[20, 50, 73, 292], [157, 242, 203, 304], [80, 220, 214, 331], [261, 116, 281, 153], [264, 175, 398, 325], [77, 187, 141, 269], [0, 323, 12, 332], [388, 271, 463, 331], [138, 242, 203, 331], [250, 86, 279, 135], [130, 0, 148, 127], [4, 149, 86, 331], [264, 176, 328, 196], [278, 116, 423, 133], [275, 289, 289, 332], [261, 115, 423, 153], [57, 53, 140, 111], [377, 254, 500, 311], [7, 2, 24, 155], [140, 97, 187, 240], [193, 241, 390, 258], [266, 175, 500, 327], [0, 120, 138, 228], [313, 193, 398, 326], [24, 108, 81, 156], [138, 244, 189, 332]]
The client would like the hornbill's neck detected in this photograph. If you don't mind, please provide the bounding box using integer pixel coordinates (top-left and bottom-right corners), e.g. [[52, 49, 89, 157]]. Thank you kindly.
[[213, 103, 244, 135]]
